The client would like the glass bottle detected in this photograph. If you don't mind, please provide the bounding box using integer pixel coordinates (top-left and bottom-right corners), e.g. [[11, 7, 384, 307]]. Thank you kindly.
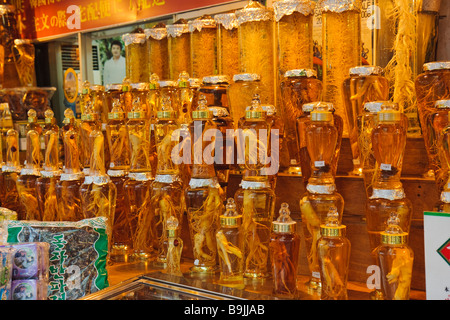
[[299, 107, 344, 291], [123, 30, 148, 83], [189, 15, 217, 79], [16, 109, 42, 221], [199, 75, 230, 111], [214, 12, 239, 80], [175, 71, 195, 125], [167, 19, 191, 80], [36, 109, 61, 221], [145, 22, 170, 80], [1, 128, 24, 218], [236, 1, 276, 107], [373, 212, 414, 300], [106, 98, 132, 261], [56, 109, 84, 221], [147, 73, 161, 123], [13, 39, 37, 87], [319, 0, 362, 136], [89, 84, 108, 124], [79, 101, 101, 175], [151, 97, 184, 264], [274, 0, 315, 76], [415, 61, 450, 177], [234, 178, 276, 279], [185, 96, 222, 273], [342, 66, 390, 175], [158, 80, 179, 116], [227, 73, 261, 129], [216, 198, 245, 287], [280, 69, 323, 171], [270, 203, 300, 298], [79, 125, 117, 253], [123, 96, 154, 259], [105, 84, 124, 114], [317, 206, 351, 300], [366, 108, 412, 253], [165, 216, 184, 277]]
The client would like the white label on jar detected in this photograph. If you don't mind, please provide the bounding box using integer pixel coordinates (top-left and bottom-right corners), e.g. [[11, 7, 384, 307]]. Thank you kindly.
[[312, 271, 321, 279], [315, 160, 325, 167], [380, 163, 392, 170]]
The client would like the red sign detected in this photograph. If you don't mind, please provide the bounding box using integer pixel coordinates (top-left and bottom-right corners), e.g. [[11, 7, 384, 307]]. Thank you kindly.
[[13, 0, 237, 40], [437, 238, 450, 267]]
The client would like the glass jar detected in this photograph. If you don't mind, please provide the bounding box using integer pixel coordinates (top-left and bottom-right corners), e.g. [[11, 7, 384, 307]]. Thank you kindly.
[[236, 1, 276, 107], [0, 4, 20, 88], [270, 203, 300, 298], [365, 108, 412, 252], [296, 102, 313, 187], [342, 66, 390, 175], [158, 80, 178, 118], [436, 112, 450, 213], [165, 216, 184, 276], [189, 15, 217, 79], [280, 69, 322, 170], [167, 19, 191, 80], [234, 178, 276, 278], [319, 0, 362, 136], [215, 12, 239, 80], [145, 23, 170, 80], [13, 39, 37, 87], [227, 73, 261, 129], [274, 0, 315, 76], [216, 198, 245, 287], [79, 102, 101, 174], [175, 71, 195, 125], [373, 213, 414, 300], [199, 75, 230, 111], [105, 84, 124, 114], [123, 31, 148, 83], [317, 207, 351, 300]]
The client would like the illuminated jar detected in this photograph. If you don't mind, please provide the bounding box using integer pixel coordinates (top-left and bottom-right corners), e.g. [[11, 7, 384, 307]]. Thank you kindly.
[[189, 15, 217, 79], [215, 12, 239, 80], [130, 82, 150, 120], [0, 4, 20, 88], [16, 109, 42, 221], [270, 203, 300, 298], [145, 22, 170, 80], [105, 84, 124, 114], [199, 75, 230, 111], [167, 19, 191, 80], [165, 216, 184, 276], [280, 69, 322, 170], [36, 109, 61, 221], [342, 66, 390, 176], [216, 198, 245, 287], [317, 207, 351, 300], [227, 73, 261, 129], [147, 74, 161, 122], [373, 213, 414, 300], [319, 0, 362, 136], [175, 71, 195, 125], [415, 61, 450, 178], [13, 39, 37, 87], [299, 107, 344, 291], [158, 80, 179, 116], [234, 178, 276, 278], [88, 84, 108, 124], [365, 108, 412, 253], [236, 1, 276, 107], [273, 0, 315, 76], [123, 31, 148, 83], [185, 97, 222, 273], [79, 102, 101, 174]]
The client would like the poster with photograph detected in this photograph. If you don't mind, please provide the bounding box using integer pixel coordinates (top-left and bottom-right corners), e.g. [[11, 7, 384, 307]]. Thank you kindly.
[[95, 37, 127, 86]]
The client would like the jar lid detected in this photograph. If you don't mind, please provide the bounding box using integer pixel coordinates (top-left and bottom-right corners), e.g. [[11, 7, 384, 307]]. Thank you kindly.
[[302, 102, 315, 113], [423, 61, 450, 71], [273, 0, 315, 21], [166, 22, 189, 37], [236, 0, 274, 26], [14, 39, 32, 46], [189, 78, 201, 87], [311, 110, 333, 122], [284, 68, 317, 78], [318, 0, 361, 13], [220, 198, 242, 227], [158, 80, 177, 88], [166, 216, 181, 237], [90, 84, 105, 92], [214, 12, 238, 30], [435, 100, 450, 109], [363, 101, 389, 113], [81, 112, 99, 121], [349, 65, 383, 76], [272, 203, 296, 233], [245, 94, 267, 120], [188, 15, 216, 32], [122, 33, 146, 46], [144, 23, 167, 40], [320, 206, 345, 237], [106, 83, 123, 91], [177, 71, 191, 88], [232, 73, 261, 82], [131, 82, 150, 91], [208, 106, 229, 117], [157, 110, 177, 119], [149, 73, 161, 89], [380, 212, 408, 245], [377, 109, 402, 122], [192, 95, 212, 119], [202, 75, 230, 84]]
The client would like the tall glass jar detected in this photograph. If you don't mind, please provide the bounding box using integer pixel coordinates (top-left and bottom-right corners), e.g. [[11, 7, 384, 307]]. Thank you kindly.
[[165, 216, 184, 276], [0, 4, 20, 89], [366, 108, 412, 253], [199, 75, 230, 110], [234, 179, 276, 279], [216, 198, 245, 288], [79, 102, 101, 175], [236, 1, 276, 107], [145, 23, 170, 80], [280, 69, 322, 171], [175, 71, 195, 125], [13, 39, 37, 87], [436, 113, 450, 213], [227, 73, 261, 128], [343, 66, 390, 175], [189, 15, 217, 79], [214, 12, 239, 80], [317, 206, 351, 300], [299, 107, 344, 290], [319, 0, 362, 136], [105, 84, 124, 114], [123, 31, 148, 83], [373, 213, 414, 300], [167, 19, 191, 80], [274, 0, 315, 76], [270, 203, 300, 298], [89, 84, 108, 124]]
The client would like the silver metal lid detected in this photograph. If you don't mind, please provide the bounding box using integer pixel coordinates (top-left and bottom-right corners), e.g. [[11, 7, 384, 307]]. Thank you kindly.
[[202, 75, 230, 84], [214, 12, 238, 30], [349, 65, 383, 76], [122, 33, 146, 46], [423, 61, 450, 71], [232, 73, 261, 82], [236, 1, 274, 25], [318, 0, 361, 13], [208, 106, 229, 117], [166, 23, 189, 37], [188, 16, 216, 32], [363, 101, 389, 113], [144, 27, 167, 40], [273, 0, 315, 21], [284, 68, 317, 78]]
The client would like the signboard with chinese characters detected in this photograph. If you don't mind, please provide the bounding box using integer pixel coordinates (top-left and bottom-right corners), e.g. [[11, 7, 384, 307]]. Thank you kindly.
[[424, 211, 450, 300], [11, 0, 237, 40]]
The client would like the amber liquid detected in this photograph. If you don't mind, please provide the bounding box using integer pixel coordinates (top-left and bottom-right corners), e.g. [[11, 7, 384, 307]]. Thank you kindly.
[[227, 80, 260, 129], [190, 27, 217, 79], [217, 226, 244, 287], [1, 172, 24, 218], [169, 33, 191, 80], [36, 176, 59, 221], [16, 174, 41, 220], [56, 179, 83, 221]]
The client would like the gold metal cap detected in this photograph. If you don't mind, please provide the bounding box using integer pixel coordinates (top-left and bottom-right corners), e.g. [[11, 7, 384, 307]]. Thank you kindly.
[[245, 109, 267, 120], [157, 110, 177, 119], [320, 224, 346, 237], [435, 100, 450, 109], [192, 110, 212, 119], [220, 214, 242, 227], [311, 110, 333, 122], [127, 111, 146, 119], [272, 203, 296, 233], [377, 110, 402, 122], [381, 231, 408, 245]]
